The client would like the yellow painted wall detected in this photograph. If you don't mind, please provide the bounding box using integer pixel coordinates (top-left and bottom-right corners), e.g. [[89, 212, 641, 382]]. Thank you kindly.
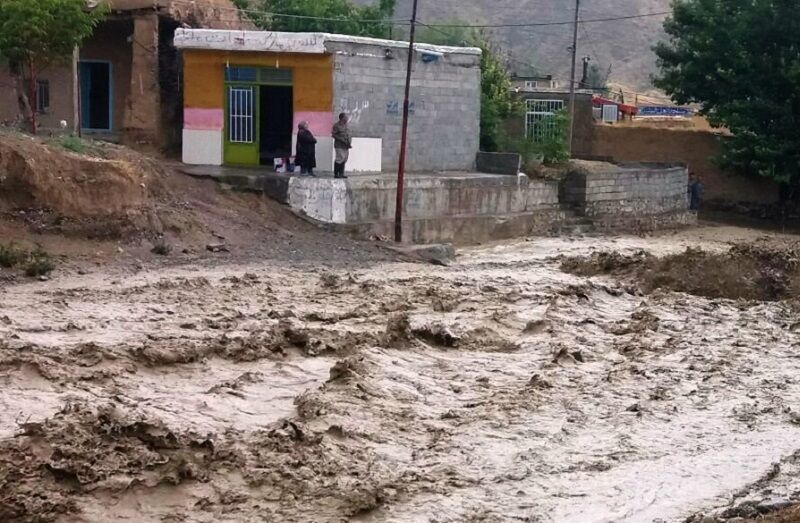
[[183, 50, 332, 111]]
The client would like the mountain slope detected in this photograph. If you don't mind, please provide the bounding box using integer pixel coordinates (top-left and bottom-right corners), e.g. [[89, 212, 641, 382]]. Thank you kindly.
[[374, 0, 672, 92]]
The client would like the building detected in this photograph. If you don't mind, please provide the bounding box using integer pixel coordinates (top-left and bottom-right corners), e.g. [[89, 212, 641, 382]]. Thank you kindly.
[[592, 96, 639, 123], [510, 74, 560, 91], [174, 29, 482, 172], [505, 86, 595, 158], [0, 0, 247, 149]]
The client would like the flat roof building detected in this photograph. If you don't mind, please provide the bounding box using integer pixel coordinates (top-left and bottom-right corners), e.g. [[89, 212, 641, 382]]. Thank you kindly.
[[174, 29, 482, 172]]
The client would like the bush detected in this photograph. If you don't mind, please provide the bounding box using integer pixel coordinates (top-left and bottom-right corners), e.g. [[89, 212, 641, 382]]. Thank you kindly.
[[151, 239, 172, 256], [23, 249, 56, 277], [0, 243, 24, 268], [58, 134, 87, 154], [507, 109, 570, 169], [0, 243, 57, 277]]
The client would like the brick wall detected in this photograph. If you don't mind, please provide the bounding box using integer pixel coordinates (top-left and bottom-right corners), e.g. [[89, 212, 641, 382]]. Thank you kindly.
[[0, 65, 74, 132], [588, 125, 779, 206], [328, 41, 481, 172]]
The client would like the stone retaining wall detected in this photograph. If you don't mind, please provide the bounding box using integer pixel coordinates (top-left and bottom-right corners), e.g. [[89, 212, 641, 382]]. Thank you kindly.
[[561, 164, 696, 230]]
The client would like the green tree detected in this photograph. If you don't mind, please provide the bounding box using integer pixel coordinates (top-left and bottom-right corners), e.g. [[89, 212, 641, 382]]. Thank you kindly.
[[477, 35, 521, 152], [416, 19, 471, 47], [235, 0, 396, 39], [0, 0, 106, 134], [654, 0, 800, 187], [585, 63, 607, 91]]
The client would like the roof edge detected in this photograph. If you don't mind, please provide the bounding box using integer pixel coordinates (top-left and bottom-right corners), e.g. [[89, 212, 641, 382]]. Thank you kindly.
[[173, 28, 482, 56]]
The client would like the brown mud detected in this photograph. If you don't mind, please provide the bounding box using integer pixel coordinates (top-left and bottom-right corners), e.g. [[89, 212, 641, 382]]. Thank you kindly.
[[561, 241, 800, 301], [3, 226, 800, 522]]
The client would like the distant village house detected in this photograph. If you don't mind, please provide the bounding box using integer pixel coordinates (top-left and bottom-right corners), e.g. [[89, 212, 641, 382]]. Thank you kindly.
[[0, 0, 248, 150], [506, 69, 594, 158]]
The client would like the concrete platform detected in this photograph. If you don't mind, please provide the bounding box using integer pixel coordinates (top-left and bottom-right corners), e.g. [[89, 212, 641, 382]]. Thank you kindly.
[[181, 162, 694, 244], [180, 166, 567, 244]]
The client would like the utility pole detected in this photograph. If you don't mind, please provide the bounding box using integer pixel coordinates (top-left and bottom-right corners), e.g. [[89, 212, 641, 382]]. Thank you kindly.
[[567, 0, 581, 156], [394, 0, 420, 243]]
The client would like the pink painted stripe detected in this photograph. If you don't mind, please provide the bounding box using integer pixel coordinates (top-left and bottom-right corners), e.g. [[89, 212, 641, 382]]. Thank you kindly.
[[293, 111, 333, 136], [184, 108, 224, 130]]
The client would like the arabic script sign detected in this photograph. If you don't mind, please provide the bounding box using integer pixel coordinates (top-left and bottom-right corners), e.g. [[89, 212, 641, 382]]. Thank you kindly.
[[174, 29, 325, 54], [638, 106, 694, 117]]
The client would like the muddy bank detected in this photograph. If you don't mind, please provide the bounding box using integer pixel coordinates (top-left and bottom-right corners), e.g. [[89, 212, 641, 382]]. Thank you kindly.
[[0, 131, 398, 270], [3, 227, 800, 521], [561, 241, 800, 301]]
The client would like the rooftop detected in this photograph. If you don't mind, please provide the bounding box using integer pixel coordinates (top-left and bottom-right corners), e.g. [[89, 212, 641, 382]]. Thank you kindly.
[[173, 28, 483, 56]]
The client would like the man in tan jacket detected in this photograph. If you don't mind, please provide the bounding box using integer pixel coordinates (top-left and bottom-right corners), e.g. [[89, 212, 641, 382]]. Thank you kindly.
[[332, 112, 352, 179]]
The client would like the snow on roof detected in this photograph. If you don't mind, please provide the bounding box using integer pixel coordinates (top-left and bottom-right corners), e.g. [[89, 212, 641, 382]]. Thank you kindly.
[[173, 28, 482, 57]]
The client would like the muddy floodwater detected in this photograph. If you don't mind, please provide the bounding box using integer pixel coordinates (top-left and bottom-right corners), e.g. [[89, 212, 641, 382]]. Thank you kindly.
[[2, 226, 800, 522]]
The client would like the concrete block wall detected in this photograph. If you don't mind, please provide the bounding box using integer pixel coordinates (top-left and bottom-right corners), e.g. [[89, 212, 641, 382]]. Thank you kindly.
[[344, 175, 559, 223], [283, 174, 559, 225], [562, 165, 696, 229], [328, 41, 481, 173]]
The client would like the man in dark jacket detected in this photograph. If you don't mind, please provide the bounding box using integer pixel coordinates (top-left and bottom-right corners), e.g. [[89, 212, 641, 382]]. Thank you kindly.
[[688, 172, 703, 211], [296, 121, 317, 177], [332, 112, 352, 179]]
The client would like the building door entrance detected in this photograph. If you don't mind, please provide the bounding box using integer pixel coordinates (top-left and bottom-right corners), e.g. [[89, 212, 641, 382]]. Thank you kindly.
[[223, 66, 293, 167], [259, 85, 293, 166], [79, 61, 112, 132]]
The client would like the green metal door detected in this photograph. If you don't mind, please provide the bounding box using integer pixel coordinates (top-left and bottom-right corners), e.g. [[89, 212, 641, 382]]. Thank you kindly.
[[224, 84, 259, 166]]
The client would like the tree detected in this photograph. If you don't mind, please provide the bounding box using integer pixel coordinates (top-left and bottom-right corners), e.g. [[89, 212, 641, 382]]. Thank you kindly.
[[585, 63, 607, 91], [477, 35, 521, 152], [0, 0, 106, 134], [415, 18, 471, 47], [235, 0, 396, 39], [654, 0, 800, 187]]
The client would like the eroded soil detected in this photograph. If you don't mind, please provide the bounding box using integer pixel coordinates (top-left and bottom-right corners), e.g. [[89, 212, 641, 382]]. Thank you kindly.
[[2, 226, 800, 522]]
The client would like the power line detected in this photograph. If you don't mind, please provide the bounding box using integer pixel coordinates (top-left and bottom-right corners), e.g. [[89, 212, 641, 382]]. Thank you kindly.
[[417, 11, 671, 29], [416, 21, 676, 105], [170, 0, 411, 25], [170, 0, 670, 30], [169, 0, 677, 104]]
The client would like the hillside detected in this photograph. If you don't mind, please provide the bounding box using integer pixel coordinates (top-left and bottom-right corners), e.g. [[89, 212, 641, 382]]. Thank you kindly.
[[375, 0, 672, 92]]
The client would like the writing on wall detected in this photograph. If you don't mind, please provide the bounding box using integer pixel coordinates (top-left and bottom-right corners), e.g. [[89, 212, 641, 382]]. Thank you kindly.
[[339, 98, 371, 123], [386, 100, 416, 116], [175, 29, 324, 54]]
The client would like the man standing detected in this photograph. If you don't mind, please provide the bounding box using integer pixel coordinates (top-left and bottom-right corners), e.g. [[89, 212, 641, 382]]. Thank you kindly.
[[688, 171, 703, 211], [332, 112, 352, 179]]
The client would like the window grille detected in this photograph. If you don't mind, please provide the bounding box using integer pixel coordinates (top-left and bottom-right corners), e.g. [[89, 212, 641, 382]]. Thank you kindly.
[[228, 86, 254, 143], [525, 99, 564, 142]]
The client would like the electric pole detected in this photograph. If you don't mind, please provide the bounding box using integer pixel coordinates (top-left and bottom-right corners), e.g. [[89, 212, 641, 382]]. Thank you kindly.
[[567, 0, 581, 156], [394, 0, 420, 243]]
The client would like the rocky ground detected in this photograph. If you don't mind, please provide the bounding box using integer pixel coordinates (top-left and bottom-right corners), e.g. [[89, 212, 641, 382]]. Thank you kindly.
[[2, 222, 800, 522]]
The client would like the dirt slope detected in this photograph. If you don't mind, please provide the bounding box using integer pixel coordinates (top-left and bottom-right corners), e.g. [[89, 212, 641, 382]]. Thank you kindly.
[[0, 131, 395, 270]]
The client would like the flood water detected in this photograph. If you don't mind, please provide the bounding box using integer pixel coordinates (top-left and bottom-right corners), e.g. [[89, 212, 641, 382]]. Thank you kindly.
[[1, 226, 799, 522]]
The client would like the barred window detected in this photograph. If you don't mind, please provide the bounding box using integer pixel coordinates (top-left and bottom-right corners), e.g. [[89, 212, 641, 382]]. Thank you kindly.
[[525, 99, 564, 143], [228, 86, 254, 143]]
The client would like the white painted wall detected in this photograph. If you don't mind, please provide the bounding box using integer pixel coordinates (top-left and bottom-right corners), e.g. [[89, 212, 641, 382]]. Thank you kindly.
[[287, 178, 348, 223], [346, 137, 382, 172], [183, 129, 223, 165]]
